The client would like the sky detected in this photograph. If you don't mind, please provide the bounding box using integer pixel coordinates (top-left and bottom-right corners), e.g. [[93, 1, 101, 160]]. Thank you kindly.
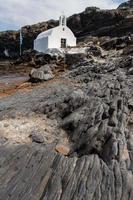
[[0, 0, 126, 31]]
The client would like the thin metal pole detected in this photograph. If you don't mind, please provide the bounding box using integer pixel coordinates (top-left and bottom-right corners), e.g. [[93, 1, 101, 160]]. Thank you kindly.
[[20, 28, 22, 56], [20, 43, 21, 56]]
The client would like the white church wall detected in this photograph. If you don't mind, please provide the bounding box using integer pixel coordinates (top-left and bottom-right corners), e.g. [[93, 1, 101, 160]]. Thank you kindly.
[[34, 37, 48, 53], [48, 36, 61, 49], [67, 36, 76, 47], [48, 26, 76, 49], [34, 15, 77, 53]]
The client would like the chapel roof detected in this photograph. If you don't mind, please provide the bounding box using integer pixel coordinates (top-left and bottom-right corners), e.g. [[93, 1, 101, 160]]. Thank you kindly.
[[36, 14, 68, 40], [36, 28, 54, 39]]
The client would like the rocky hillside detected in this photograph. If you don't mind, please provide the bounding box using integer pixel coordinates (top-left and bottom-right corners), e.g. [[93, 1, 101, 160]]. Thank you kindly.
[[0, 1, 133, 58], [118, 0, 133, 8], [0, 43, 133, 199]]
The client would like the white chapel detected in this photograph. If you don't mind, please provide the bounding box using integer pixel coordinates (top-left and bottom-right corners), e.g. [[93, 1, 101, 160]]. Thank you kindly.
[[34, 15, 76, 53]]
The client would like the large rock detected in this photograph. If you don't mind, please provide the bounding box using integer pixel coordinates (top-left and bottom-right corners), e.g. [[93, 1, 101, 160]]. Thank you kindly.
[[101, 36, 132, 50], [45, 48, 65, 60], [29, 132, 44, 143], [117, 56, 133, 69], [32, 49, 65, 66], [128, 67, 133, 75], [123, 45, 133, 55], [65, 53, 87, 67], [34, 52, 48, 65], [0, 31, 19, 59], [29, 65, 54, 82]]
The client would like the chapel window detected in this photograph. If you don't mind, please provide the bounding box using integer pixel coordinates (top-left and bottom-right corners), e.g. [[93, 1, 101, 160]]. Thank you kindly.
[[61, 38, 67, 48]]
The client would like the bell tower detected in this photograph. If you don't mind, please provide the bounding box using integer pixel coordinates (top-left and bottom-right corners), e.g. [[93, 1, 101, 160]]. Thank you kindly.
[[59, 14, 67, 26]]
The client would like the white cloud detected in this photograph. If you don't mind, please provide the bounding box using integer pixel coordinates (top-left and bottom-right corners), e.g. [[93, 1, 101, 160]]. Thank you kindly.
[[0, 0, 124, 29]]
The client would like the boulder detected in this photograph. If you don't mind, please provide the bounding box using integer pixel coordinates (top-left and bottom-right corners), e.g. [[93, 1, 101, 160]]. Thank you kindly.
[[101, 36, 132, 50], [65, 53, 87, 67], [128, 99, 133, 110], [118, 56, 133, 69], [55, 143, 70, 155], [45, 48, 65, 61], [123, 45, 133, 55], [22, 49, 37, 62], [33, 49, 65, 66], [34, 53, 48, 65], [29, 65, 54, 82], [85, 45, 103, 56], [128, 67, 133, 75], [29, 133, 44, 143], [0, 137, 8, 145]]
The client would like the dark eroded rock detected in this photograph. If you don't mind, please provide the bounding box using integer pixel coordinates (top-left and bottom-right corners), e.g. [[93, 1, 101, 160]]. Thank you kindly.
[[0, 50, 133, 199], [29, 133, 44, 143], [0, 143, 132, 200]]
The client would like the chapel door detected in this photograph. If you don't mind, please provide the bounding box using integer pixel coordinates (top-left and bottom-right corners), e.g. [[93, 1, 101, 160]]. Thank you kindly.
[[61, 38, 67, 48]]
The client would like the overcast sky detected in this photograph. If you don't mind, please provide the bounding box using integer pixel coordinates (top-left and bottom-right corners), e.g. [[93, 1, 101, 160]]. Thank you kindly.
[[0, 0, 125, 31]]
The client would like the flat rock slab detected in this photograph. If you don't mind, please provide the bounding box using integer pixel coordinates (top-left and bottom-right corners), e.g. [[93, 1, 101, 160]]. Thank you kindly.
[[0, 55, 133, 200], [0, 74, 28, 91], [0, 142, 132, 200]]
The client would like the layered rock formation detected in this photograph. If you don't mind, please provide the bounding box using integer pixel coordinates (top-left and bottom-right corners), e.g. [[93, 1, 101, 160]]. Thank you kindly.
[[0, 47, 133, 199]]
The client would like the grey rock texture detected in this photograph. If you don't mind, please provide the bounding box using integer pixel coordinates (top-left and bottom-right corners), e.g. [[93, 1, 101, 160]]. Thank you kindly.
[[45, 48, 65, 60], [29, 132, 44, 143], [0, 143, 132, 200], [101, 36, 133, 50], [0, 54, 133, 199], [29, 65, 54, 82]]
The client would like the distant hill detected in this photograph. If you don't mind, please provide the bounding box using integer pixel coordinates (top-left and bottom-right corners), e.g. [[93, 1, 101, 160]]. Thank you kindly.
[[118, 0, 133, 8]]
